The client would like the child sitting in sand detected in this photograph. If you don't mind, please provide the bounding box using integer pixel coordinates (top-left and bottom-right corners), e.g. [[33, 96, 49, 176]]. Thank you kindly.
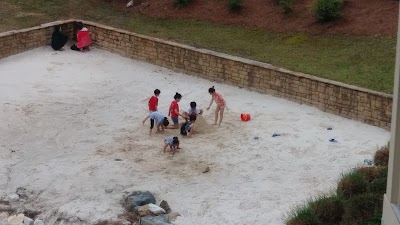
[[180, 115, 196, 137], [206, 86, 227, 126], [142, 89, 161, 124], [148, 111, 169, 136], [163, 136, 180, 155], [51, 25, 68, 51], [71, 22, 92, 52], [183, 101, 203, 120]]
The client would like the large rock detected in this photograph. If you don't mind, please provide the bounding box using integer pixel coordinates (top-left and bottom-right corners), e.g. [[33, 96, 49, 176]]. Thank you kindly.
[[23, 217, 33, 225], [137, 205, 152, 217], [7, 214, 24, 225], [159, 201, 171, 214], [33, 220, 44, 225], [123, 191, 156, 211], [0, 212, 9, 220], [140, 215, 169, 225], [137, 204, 166, 216], [7, 194, 19, 202], [148, 204, 165, 216]]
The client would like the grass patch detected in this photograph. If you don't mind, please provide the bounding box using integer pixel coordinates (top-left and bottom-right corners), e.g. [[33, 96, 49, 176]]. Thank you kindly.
[[286, 202, 317, 225], [0, 0, 396, 93]]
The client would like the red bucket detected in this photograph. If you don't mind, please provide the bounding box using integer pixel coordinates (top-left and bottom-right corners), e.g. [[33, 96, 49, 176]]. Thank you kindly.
[[240, 113, 251, 122]]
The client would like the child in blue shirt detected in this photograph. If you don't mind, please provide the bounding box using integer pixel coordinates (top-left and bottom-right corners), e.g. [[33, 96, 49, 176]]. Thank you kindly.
[[163, 136, 180, 155], [180, 115, 197, 137]]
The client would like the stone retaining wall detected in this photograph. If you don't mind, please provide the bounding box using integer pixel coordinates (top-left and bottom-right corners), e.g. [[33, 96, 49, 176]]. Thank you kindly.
[[0, 20, 393, 130], [0, 20, 74, 59]]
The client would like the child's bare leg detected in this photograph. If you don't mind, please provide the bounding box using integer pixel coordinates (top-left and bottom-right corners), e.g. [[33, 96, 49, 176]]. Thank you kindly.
[[163, 143, 168, 154], [219, 107, 225, 126], [166, 124, 178, 129], [172, 146, 176, 155], [213, 108, 220, 125]]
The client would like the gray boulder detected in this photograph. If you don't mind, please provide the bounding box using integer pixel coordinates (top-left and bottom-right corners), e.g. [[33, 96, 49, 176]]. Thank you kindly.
[[140, 215, 169, 225], [33, 220, 44, 225], [123, 191, 156, 211]]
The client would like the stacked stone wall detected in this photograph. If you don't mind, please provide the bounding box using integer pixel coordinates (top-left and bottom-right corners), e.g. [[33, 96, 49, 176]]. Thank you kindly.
[[0, 20, 393, 129]]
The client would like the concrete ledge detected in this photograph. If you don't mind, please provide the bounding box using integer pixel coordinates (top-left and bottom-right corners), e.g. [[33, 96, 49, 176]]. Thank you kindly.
[[382, 194, 400, 225]]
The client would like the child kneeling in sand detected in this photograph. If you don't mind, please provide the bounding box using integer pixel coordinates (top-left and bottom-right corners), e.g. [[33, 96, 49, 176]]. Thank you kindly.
[[163, 136, 180, 155], [180, 115, 196, 137]]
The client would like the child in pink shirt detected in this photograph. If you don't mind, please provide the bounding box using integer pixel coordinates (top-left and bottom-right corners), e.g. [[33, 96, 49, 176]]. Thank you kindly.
[[207, 86, 227, 126]]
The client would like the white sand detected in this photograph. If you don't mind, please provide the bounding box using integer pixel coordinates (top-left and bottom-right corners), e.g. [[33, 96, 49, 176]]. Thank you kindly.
[[0, 47, 390, 225]]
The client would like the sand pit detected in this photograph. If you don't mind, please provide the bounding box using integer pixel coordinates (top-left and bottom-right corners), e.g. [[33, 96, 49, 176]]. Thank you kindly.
[[0, 47, 390, 225]]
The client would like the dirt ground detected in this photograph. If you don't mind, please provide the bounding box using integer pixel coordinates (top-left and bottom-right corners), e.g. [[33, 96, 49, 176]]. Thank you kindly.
[[111, 0, 398, 35]]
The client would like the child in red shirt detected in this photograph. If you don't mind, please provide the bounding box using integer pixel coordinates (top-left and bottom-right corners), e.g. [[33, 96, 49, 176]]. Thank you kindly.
[[142, 89, 161, 124], [166, 92, 183, 129], [71, 22, 92, 52]]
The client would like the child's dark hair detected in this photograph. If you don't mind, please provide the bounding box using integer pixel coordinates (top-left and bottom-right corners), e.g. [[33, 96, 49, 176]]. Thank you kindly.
[[163, 117, 170, 126], [190, 101, 197, 109], [54, 25, 61, 32], [172, 137, 179, 145], [75, 21, 84, 30], [189, 115, 197, 122], [174, 92, 182, 99], [208, 86, 215, 94], [154, 89, 161, 95]]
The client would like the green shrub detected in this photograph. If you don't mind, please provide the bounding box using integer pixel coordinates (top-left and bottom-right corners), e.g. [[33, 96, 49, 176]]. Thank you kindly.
[[279, 0, 294, 13], [378, 166, 388, 178], [228, 0, 242, 11], [341, 193, 383, 225], [374, 144, 389, 166], [312, 0, 342, 22], [368, 177, 387, 194], [337, 170, 368, 199], [286, 203, 317, 225], [367, 211, 382, 225], [175, 0, 191, 7], [310, 195, 344, 225], [356, 167, 380, 182]]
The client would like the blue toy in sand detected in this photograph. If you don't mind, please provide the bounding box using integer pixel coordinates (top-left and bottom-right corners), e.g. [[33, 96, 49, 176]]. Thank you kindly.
[[327, 127, 333, 130], [272, 133, 281, 137], [329, 138, 338, 143], [364, 159, 373, 165]]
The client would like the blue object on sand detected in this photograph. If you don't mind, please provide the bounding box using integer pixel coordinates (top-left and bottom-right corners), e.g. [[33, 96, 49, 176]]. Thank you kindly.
[[364, 159, 373, 165], [329, 138, 338, 142], [327, 127, 333, 130], [272, 133, 281, 137]]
